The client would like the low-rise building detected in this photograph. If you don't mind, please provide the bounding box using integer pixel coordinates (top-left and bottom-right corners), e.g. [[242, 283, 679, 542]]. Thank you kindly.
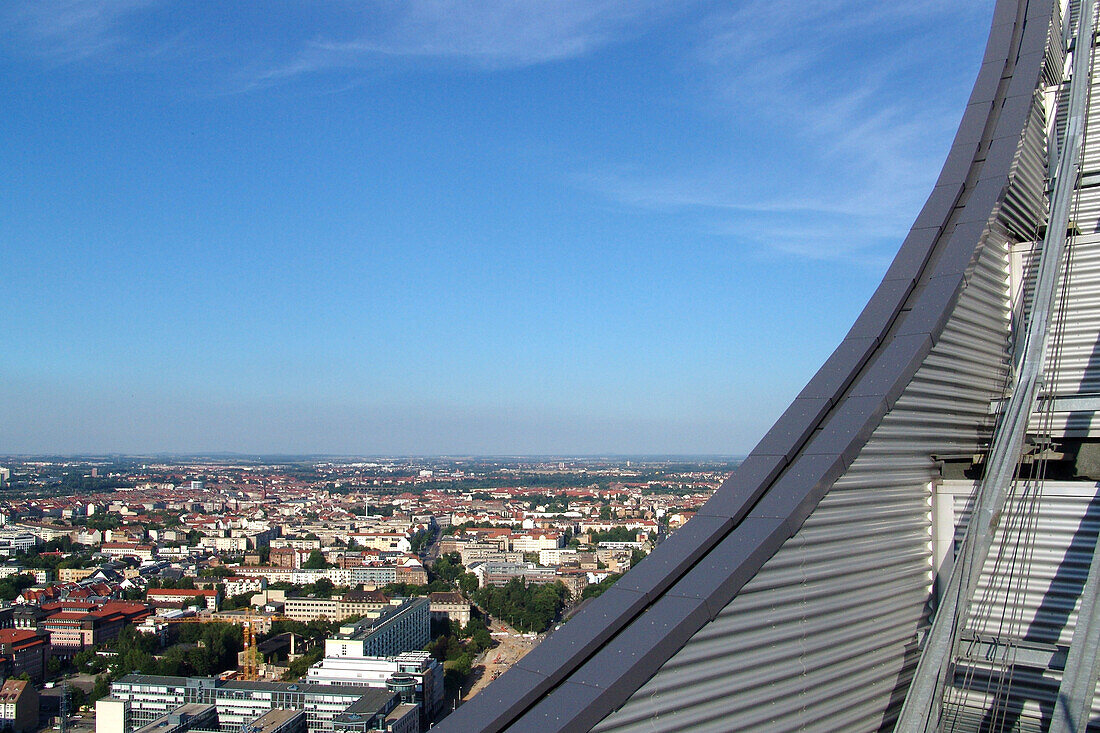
[[347, 534, 411, 553], [0, 629, 48, 682], [147, 589, 219, 611], [222, 577, 266, 598], [59, 567, 97, 583], [394, 562, 426, 586], [102, 543, 157, 561], [510, 531, 563, 553], [0, 679, 37, 733], [427, 592, 470, 628], [555, 570, 589, 600], [43, 601, 152, 657], [269, 548, 307, 569], [468, 561, 558, 588], [308, 651, 443, 726], [102, 675, 403, 733]]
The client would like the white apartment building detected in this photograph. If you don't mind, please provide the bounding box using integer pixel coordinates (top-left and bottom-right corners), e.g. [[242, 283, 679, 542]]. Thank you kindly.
[[307, 651, 443, 722], [510, 532, 563, 553], [102, 675, 400, 733]]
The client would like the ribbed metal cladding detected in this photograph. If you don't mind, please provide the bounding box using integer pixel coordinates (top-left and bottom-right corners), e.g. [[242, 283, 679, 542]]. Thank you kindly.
[[937, 480, 1100, 732], [1018, 230, 1100, 436], [590, 234, 1013, 733], [1038, 18, 1100, 437], [1075, 46, 1100, 177], [1045, 8, 1066, 88], [1001, 92, 1050, 242], [1048, 233, 1100, 390]]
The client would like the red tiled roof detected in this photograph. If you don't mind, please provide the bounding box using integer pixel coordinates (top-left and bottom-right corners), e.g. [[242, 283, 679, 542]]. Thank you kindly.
[[0, 679, 30, 701], [0, 629, 44, 650]]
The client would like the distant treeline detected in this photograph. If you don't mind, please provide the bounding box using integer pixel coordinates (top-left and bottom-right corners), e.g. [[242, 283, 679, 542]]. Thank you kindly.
[[328, 468, 737, 496], [2, 473, 134, 497]]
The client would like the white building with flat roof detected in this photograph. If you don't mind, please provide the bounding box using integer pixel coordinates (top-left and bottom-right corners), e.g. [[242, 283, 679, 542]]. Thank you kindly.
[[307, 651, 443, 722]]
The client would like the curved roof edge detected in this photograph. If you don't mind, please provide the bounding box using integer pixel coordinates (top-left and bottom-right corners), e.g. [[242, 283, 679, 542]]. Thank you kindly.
[[435, 1, 1050, 730]]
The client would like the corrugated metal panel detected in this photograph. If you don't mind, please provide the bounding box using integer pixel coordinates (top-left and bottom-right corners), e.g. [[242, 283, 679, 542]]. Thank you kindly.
[[1046, 6, 1067, 88], [1074, 48, 1100, 176], [1042, 26, 1100, 439], [1001, 92, 1050, 241], [1017, 232, 1100, 435], [936, 480, 1100, 731], [591, 232, 1014, 733], [1070, 183, 1100, 232]]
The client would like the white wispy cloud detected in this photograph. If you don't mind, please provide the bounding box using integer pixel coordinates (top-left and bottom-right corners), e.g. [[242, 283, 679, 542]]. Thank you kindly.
[[4, 0, 993, 266], [587, 0, 990, 263], [3, 0, 155, 64], [5, 0, 685, 81], [251, 0, 687, 84]]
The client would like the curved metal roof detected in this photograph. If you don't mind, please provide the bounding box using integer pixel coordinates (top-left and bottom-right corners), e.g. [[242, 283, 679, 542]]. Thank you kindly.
[[435, 1, 1055, 730]]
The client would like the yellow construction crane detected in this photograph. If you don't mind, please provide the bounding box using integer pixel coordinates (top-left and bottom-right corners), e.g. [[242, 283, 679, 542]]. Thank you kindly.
[[163, 611, 294, 681]]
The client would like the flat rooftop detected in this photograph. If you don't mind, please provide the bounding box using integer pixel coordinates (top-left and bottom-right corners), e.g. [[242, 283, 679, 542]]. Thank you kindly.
[[133, 704, 216, 733], [241, 708, 304, 733]]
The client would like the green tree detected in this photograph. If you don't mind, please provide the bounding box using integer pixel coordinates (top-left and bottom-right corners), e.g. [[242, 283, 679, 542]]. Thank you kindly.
[[473, 579, 568, 633], [281, 647, 323, 680], [302, 550, 330, 569], [0, 575, 33, 602], [89, 675, 112, 705], [588, 526, 638, 544], [199, 566, 231, 578], [582, 574, 621, 600]]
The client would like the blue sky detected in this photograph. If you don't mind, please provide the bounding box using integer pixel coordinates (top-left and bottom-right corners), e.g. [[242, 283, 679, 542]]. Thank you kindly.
[[1, 0, 992, 456]]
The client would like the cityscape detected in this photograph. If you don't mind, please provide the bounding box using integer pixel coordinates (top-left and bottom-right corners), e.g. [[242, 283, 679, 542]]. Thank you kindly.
[[12, 1, 1100, 732], [0, 456, 734, 732]]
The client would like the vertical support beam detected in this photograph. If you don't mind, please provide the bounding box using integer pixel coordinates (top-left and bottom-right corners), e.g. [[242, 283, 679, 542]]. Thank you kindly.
[[1050, 539, 1100, 733]]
